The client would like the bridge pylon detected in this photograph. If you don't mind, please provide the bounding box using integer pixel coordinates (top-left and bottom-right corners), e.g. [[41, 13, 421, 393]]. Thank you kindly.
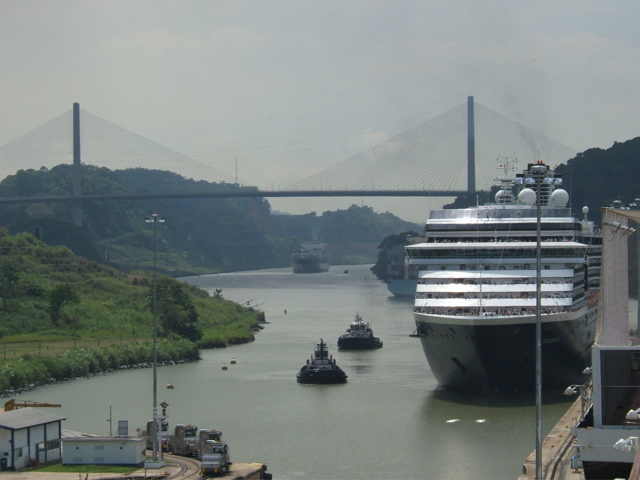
[[72, 102, 82, 227]]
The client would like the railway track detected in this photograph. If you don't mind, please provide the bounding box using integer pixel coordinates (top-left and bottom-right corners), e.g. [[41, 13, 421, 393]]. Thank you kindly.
[[142, 452, 202, 479], [142, 451, 269, 479], [166, 454, 202, 479]]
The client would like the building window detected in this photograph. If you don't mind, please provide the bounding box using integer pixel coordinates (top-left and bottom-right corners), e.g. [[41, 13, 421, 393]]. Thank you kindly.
[[46, 440, 60, 450]]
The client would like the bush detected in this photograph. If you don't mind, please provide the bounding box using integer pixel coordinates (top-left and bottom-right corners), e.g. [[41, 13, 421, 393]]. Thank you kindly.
[[0, 340, 201, 393]]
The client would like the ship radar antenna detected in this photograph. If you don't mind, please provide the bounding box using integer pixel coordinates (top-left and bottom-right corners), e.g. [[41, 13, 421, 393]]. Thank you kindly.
[[496, 157, 518, 179], [582, 206, 589, 221]]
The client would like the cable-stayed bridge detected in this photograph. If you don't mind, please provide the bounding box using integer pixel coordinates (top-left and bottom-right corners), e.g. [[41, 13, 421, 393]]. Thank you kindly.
[[0, 97, 577, 224]]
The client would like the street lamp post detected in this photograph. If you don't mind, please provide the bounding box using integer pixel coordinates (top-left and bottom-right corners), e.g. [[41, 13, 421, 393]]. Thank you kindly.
[[564, 380, 593, 419], [145, 213, 164, 465], [635, 199, 640, 338], [531, 162, 548, 480]]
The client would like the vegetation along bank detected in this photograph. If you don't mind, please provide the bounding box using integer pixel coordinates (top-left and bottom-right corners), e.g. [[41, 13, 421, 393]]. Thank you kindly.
[[0, 231, 264, 395]]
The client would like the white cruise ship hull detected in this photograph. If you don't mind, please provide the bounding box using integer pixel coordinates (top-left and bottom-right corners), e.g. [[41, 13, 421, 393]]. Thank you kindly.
[[414, 304, 597, 394], [406, 160, 602, 394]]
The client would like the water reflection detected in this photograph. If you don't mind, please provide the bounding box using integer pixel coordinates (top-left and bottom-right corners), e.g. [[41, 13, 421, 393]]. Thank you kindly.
[[10, 265, 576, 480]]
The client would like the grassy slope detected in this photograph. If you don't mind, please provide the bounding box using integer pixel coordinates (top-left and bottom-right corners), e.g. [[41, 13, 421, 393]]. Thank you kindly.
[[0, 232, 263, 392]]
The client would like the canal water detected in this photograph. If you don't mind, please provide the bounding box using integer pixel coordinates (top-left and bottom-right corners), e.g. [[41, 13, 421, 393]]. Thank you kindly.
[[13, 264, 576, 479]]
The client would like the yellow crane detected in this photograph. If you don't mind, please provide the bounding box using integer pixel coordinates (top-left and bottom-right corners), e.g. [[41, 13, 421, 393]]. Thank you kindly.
[[3, 399, 61, 411]]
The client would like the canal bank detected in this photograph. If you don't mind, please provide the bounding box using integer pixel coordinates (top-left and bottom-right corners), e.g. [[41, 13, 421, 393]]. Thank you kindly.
[[0, 456, 269, 480], [9, 265, 575, 479], [519, 397, 584, 480]]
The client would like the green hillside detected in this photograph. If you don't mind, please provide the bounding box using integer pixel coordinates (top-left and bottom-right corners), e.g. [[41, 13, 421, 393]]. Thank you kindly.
[[371, 137, 640, 281], [0, 230, 262, 340], [554, 137, 640, 224], [7, 136, 636, 280], [0, 165, 419, 275], [443, 137, 640, 223], [0, 230, 263, 391]]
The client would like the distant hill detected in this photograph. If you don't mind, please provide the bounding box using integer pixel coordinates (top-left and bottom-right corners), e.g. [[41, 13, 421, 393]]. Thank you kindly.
[[272, 206, 419, 264], [0, 231, 260, 342], [370, 136, 640, 282], [0, 165, 419, 274], [9, 135, 635, 276], [443, 137, 640, 225], [0, 231, 264, 393], [554, 137, 640, 225]]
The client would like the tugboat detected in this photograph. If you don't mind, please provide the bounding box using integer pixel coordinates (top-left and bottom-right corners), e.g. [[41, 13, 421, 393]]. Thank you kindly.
[[297, 339, 347, 384], [337, 314, 383, 350]]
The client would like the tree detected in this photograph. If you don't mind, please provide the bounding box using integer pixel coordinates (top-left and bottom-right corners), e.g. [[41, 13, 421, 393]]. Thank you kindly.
[[46, 283, 79, 326], [148, 277, 202, 342], [0, 258, 20, 312]]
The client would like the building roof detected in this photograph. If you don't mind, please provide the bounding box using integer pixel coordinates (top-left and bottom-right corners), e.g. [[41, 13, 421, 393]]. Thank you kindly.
[[63, 436, 145, 443], [62, 429, 98, 438], [0, 408, 66, 430]]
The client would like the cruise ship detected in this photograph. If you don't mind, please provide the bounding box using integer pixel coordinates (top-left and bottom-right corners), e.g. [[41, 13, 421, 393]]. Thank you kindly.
[[408, 159, 601, 394]]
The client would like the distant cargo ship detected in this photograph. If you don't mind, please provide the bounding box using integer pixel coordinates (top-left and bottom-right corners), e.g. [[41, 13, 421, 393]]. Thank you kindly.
[[292, 240, 330, 273], [386, 277, 418, 297], [384, 239, 420, 297]]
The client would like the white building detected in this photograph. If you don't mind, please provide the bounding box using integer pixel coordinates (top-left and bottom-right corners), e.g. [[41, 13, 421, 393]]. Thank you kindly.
[[62, 436, 146, 467], [0, 407, 66, 471]]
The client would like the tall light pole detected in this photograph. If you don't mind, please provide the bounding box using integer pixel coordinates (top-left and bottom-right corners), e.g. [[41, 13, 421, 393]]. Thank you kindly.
[[531, 161, 548, 480], [635, 199, 640, 338], [145, 213, 164, 465]]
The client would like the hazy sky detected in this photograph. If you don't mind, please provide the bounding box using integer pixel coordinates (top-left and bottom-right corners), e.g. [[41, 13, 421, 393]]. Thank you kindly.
[[1, 1, 639, 224]]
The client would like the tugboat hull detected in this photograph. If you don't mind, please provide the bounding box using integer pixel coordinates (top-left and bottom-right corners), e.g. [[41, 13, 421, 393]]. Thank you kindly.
[[297, 339, 347, 384], [336, 314, 383, 351], [296, 367, 347, 384], [337, 337, 383, 350]]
